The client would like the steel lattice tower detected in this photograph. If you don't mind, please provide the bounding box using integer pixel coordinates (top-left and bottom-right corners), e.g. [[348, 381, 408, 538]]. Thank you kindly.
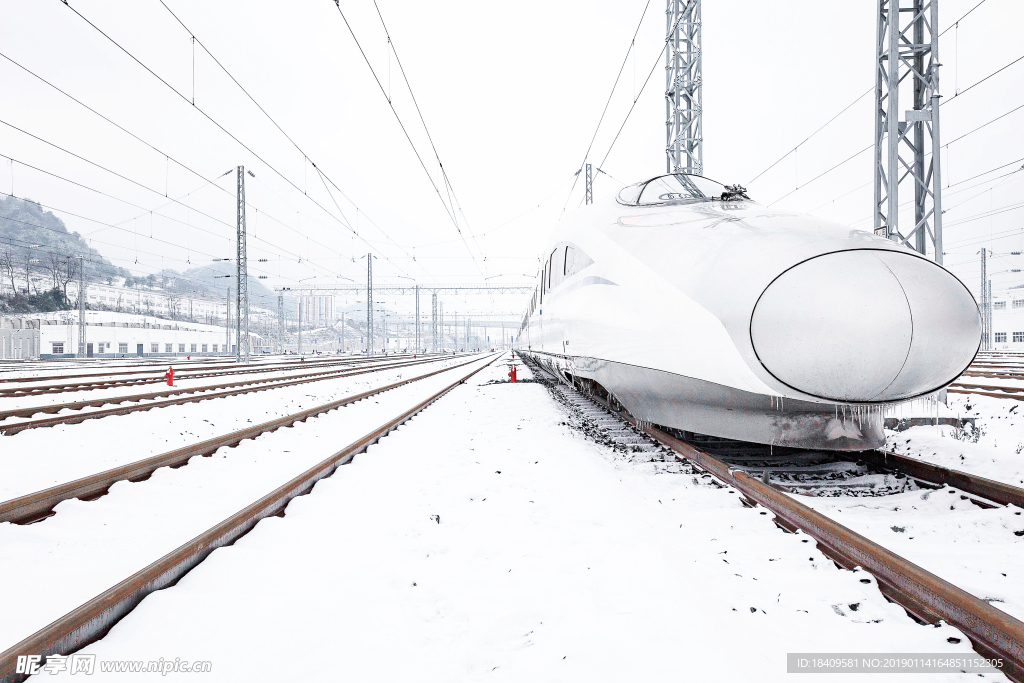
[[236, 166, 250, 363], [77, 256, 86, 357], [665, 0, 702, 174], [874, 0, 943, 263], [364, 253, 372, 356], [415, 285, 420, 352], [277, 294, 284, 353], [431, 291, 438, 351]]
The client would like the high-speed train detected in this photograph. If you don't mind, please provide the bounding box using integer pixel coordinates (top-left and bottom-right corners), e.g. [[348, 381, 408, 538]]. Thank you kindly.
[[513, 173, 981, 451]]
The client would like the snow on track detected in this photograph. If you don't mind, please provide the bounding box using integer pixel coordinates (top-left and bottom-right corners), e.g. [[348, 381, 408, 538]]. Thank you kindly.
[[43, 358, 988, 681], [0, 355, 469, 501], [0, 355, 496, 653]]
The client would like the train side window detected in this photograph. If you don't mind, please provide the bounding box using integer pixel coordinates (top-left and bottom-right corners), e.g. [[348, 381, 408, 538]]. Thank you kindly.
[[549, 247, 566, 289], [564, 243, 595, 278]]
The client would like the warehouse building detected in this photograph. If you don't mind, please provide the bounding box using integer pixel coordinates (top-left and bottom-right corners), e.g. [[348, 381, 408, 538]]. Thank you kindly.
[[1, 311, 264, 359]]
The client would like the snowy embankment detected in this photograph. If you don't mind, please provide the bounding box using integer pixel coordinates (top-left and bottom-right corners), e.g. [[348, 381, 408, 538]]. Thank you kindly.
[[0, 355, 468, 501], [46, 357, 989, 681], [0, 354, 495, 655], [794, 392, 1023, 625]]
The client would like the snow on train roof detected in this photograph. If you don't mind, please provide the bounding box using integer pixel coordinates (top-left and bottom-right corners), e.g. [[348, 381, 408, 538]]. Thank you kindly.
[[616, 173, 730, 206]]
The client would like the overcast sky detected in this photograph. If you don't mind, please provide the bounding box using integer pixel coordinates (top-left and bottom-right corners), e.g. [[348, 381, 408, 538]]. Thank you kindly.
[[0, 0, 1021, 319]]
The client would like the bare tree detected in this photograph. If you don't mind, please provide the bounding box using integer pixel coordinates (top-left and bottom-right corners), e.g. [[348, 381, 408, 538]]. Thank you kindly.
[[46, 250, 63, 291], [58, 255, 79, 305], [0, 246, 15, 295], [166, 291, 181, 320]]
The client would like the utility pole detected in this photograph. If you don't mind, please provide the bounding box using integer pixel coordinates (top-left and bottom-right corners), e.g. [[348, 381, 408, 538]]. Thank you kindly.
[[298, 298, 303, 355], [341, 311, 345, 353], [874, 0, 943, 263], [77, 256, 86, 357], [365, 253, 374, 355], [415, 285, 420, 352], [585, 163, 593, 205], [979, 249, 990, 350], [225, 286, 231, 353], [236, 166, 250, 363], [431, 291, 438, 352], [665, 0, 702, 174], [277, 294, 284, 354]]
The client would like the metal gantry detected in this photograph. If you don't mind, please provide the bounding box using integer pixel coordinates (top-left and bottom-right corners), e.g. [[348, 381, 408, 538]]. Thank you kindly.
[[874, 0, 944, 263], [236, 166, 250, 363], [665, 0, 702, 174], [277, 294, 285, 353], [431, 291, 438, 351], [76, 256, 85, 357], [365, 253, 374, 355]]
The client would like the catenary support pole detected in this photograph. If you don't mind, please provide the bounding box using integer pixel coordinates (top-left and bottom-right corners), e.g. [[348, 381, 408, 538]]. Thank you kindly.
[[235, 166, 249, 363], [874, 0, 943, 264], [665, 0, 702, 174], [77, 256, 85, 358]]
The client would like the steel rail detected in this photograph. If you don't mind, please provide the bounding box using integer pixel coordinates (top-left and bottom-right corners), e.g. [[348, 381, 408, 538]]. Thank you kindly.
[[0, 355, 412, 398], [0, 354, 416, 385], [949, 387, 1024, 401], [0, 354, 490, 525], [616, 414, 1024, 681], [0, 357, 421, 421], [0, 356, 419, 397], [0, 354, 471, 436], [0, 353, 499, 683], [527, 359, 1024, 681], [857, 450, 1024, 509]]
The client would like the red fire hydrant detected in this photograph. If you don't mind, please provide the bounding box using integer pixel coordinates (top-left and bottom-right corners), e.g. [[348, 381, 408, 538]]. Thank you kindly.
[[164, 366, 174, 387], [508, 365, 517, 383]]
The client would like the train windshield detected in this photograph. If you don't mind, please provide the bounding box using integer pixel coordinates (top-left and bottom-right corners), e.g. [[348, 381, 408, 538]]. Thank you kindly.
[[617, 174, 729, 206]]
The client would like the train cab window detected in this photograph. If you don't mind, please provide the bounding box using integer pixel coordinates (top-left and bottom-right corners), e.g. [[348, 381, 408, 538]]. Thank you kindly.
[[618, 173, 730, 206], [564, 244, 594, 278]]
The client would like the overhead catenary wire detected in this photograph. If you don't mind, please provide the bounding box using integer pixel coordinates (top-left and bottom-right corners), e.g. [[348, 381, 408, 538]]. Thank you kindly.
[[369, 0, 484, 261], [327, 0, 483, 276], [561, 0, 652, 213], [60, 1, 415, 281]]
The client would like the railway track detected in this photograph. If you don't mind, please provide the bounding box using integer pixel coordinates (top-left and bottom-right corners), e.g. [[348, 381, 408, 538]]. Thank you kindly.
[[0, 354, 408, 386], [0, 353, 498, 683], [0, 356, 395, 398], [0, 354, 491, 525], [527, 360, 1024, 681], [949, 383, 1024, 401], [0, 354, 470, 436]]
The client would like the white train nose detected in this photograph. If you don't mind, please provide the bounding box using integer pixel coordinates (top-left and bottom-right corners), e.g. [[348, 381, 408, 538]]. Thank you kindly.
[[750, 249, 981, 402]]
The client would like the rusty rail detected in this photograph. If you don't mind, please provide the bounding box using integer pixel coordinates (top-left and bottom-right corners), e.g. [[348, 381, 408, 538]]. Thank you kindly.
[[855, 450, 1024, 509], [0, 354, 471, 436], [0, 355, 435, 420], [0, 354, 490, 524], [526, 355, 1024, 682], [631, 421, 1024, 682], [948, 387, 1024, 402], [0, 353, 499, 683], [0, 356, 390, 397], [0, 355, 378, 385]]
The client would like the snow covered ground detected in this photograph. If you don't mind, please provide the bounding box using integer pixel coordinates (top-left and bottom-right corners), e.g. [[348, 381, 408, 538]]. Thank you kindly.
[[0, 354, 496, 655], [0, 354, 470, 501], [0, 355, 423, 417], [37, 356, 996, 681], [789, 391, 1024, 626]]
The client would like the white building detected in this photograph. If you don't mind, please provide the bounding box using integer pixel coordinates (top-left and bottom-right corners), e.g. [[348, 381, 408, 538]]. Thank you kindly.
[[298, 295, 334, 326], [991, 288, 1024, 350], [1, 311, 265, 359]]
